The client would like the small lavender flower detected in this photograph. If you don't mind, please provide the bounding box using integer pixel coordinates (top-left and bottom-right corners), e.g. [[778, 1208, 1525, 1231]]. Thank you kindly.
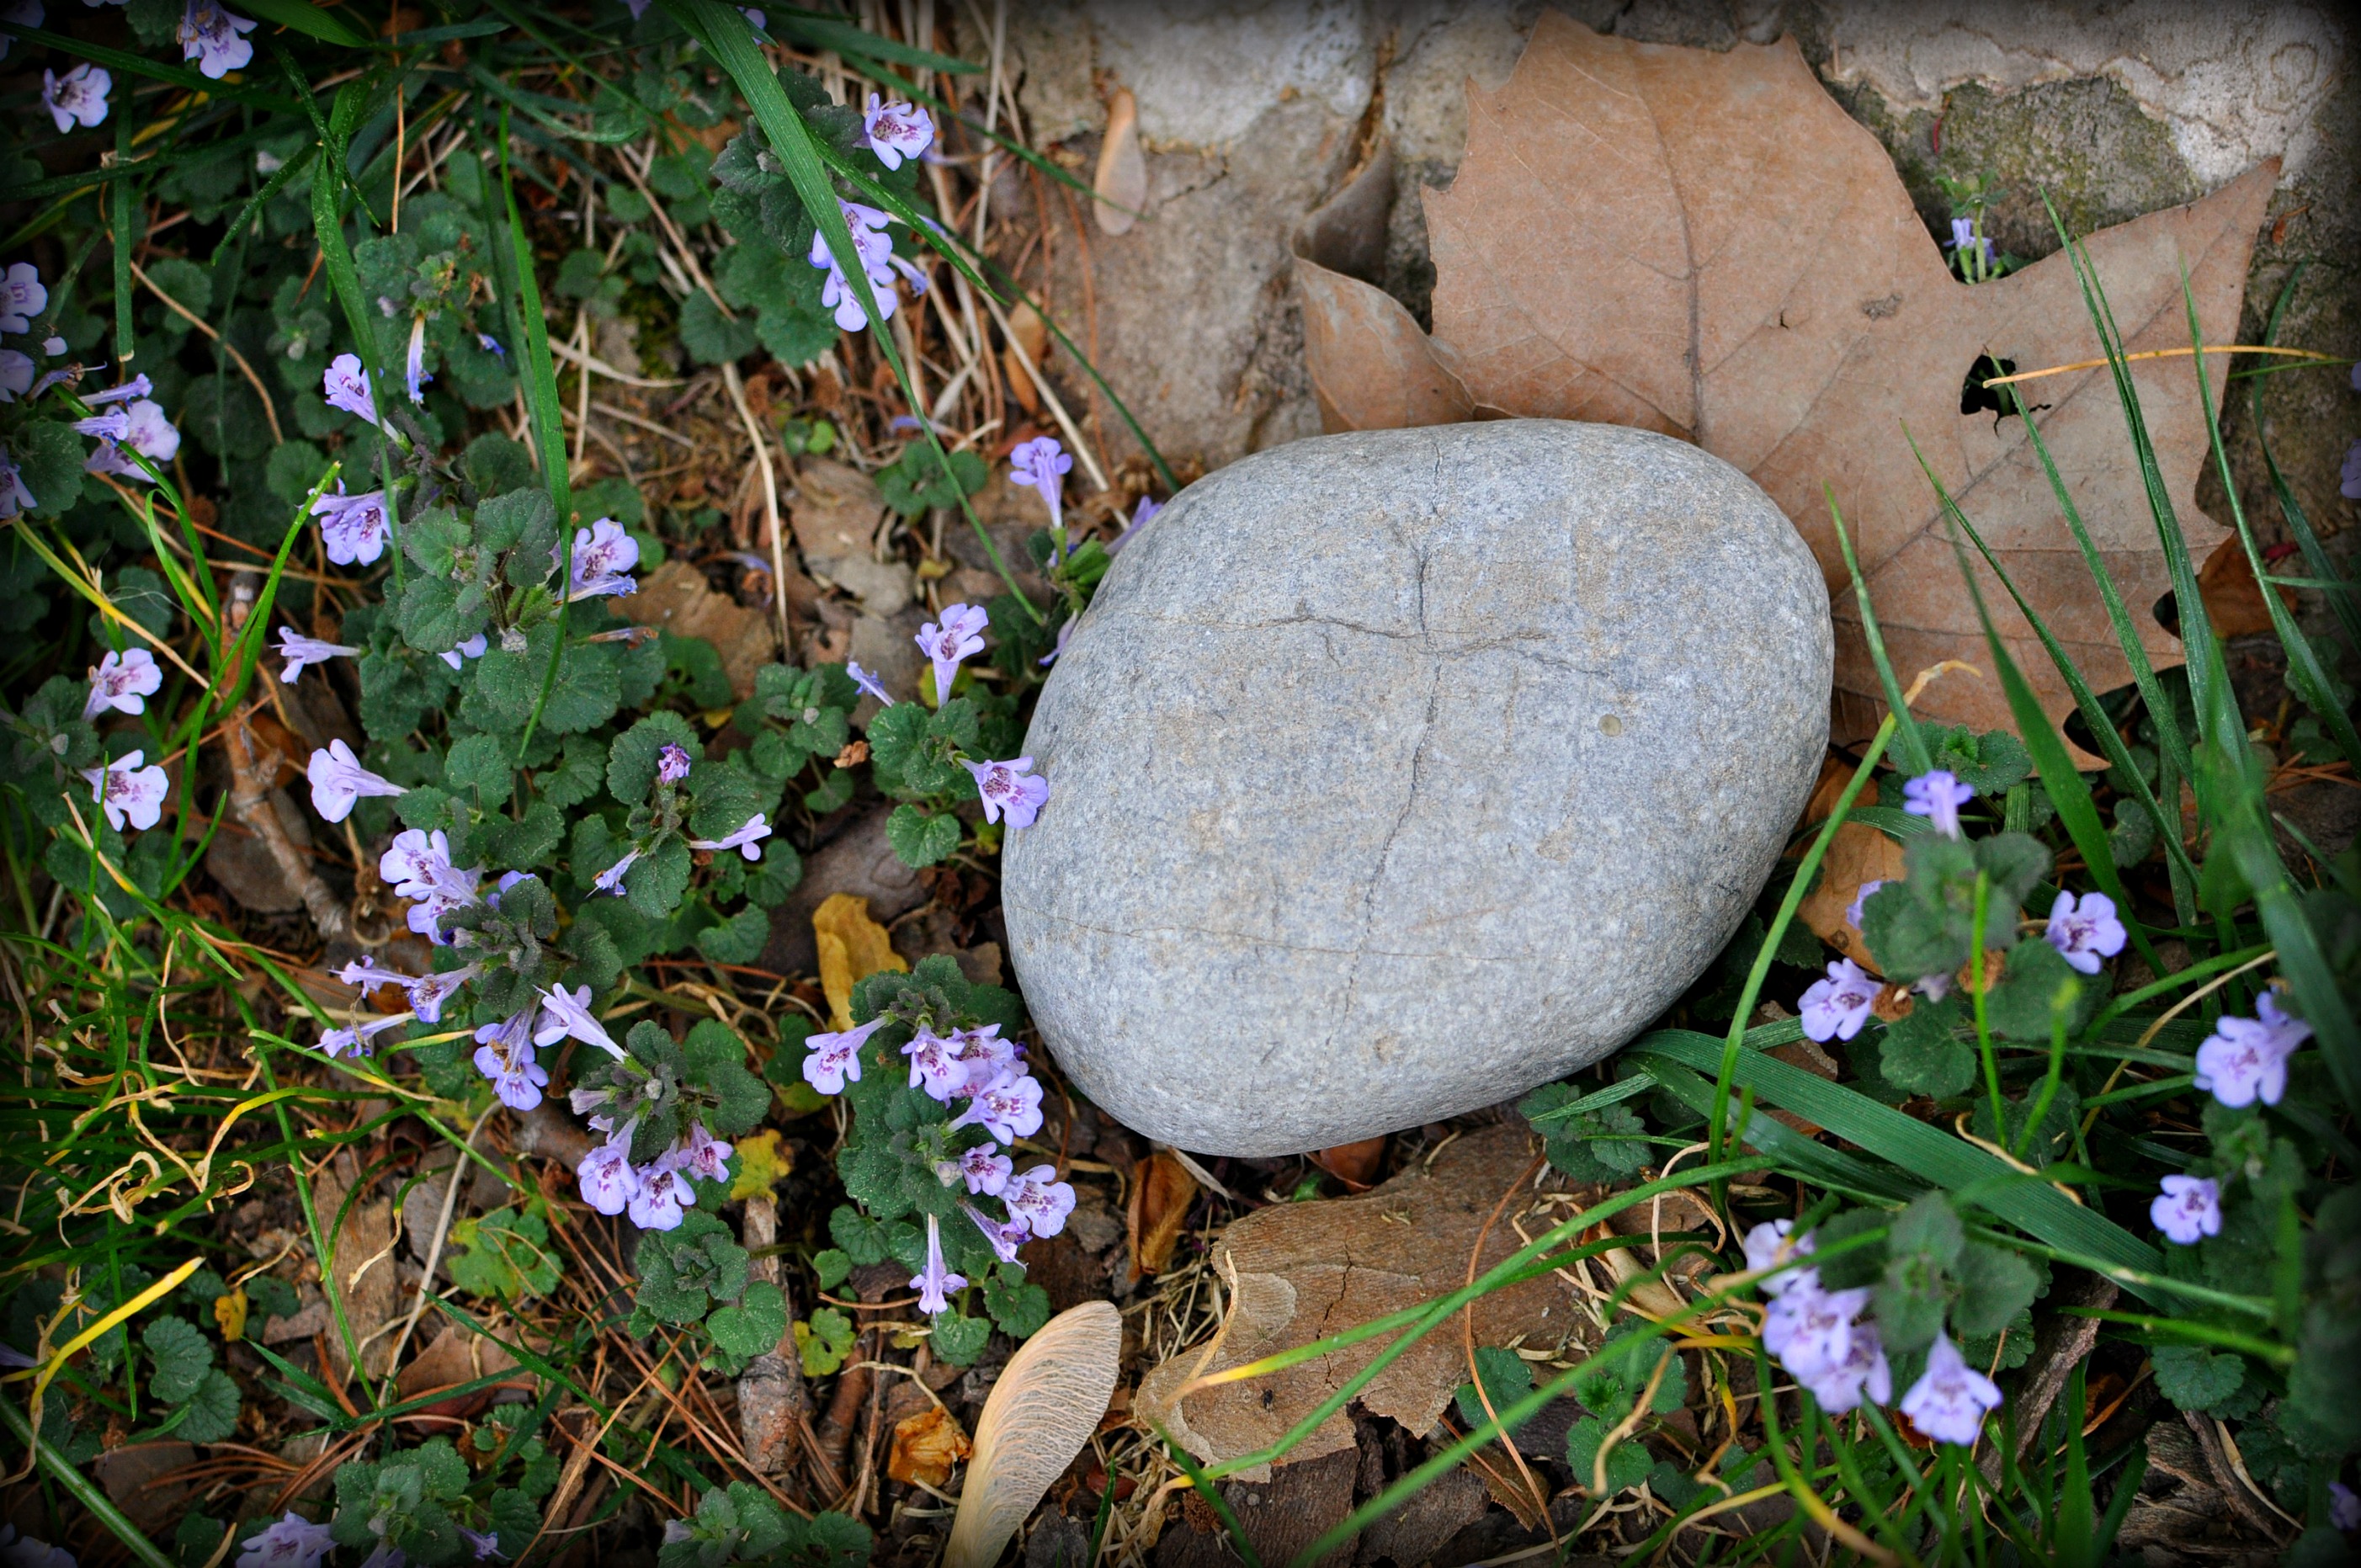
[[82, 398, 181, 481], [805, 1017, 885, 1095], [964, 755, 1050, 830], [956, 1144, 1013, 1196], [439, 633, 488, 670], [39, 336, 64, 359], [320, 1013, 410, 1060], [2332, 1480, 2359, 1532], [306, 738, 406, 822], [951, 1023, 1017, 1096], [477, 332, 504, 359], [807, 201, 901, 331], [689, 813, 771, 861], [0, 263, 45, 335], [560, 518, 638, 599], [380, 827, 481, 918], [1898, 1332, 2002, 1446], [1902, 769, 1974, 838], [910, 1212, 966, 1316], [949, 1068, 1045, 1145], [2151, 1174, 2221, 1246], [403, 313, 431, 403], [1916, 970, 1953, 1003], [1742, 1219, 1816, 1297], [458, 1527, 503, 1561], [591, 845, 643, 896], [2193, 991, 2310, 1108], [84, 646, 162, 718], [1799, 958, 1877, 1043], [178, 0, 258, 79], [310, 484, 390, 566], [535, 984, 622, 1058], [577, 1132, 640, 1216], [1798, 1316, 1890, 1416], [274, 626, 359, 683], [1762, 1278, 1870, 1382], [657, 742, 692, 784], [2343, 439, 2361, 502], [916, 602, 988, 708], [237, 1510, 338, 1568], [473, 1009, 548, 1111], [847, 660, 895, 706], [1008, 435, 1071, 534], [72, 407, 131, 443], [1106, 493, 1162, 555], [630, 1154, 692, 1230], [80, 749, 168, 831], [963, 1202, 1028, 1263], [83, 373, 152, 407], [2045, 890, 2125, 975], [1037, 618, 1076, 667], [1944, 216, 1994, 268], [678, 1121, 733, 1184], [1004, 1165, 1077, 1237], [407, 967, 476, 1023], [862, 93, 934, 170], [0, 350, 30, 402], [1843, 879, 1884, 930], [903, 1026, 965, 1101], [0, 448, 29, 519], [42, 62, 109, 133], [322, 353, 379, 426]]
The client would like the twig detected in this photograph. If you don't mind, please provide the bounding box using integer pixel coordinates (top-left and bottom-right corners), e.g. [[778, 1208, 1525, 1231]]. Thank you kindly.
[[1981, 344, 2340, 389], [723, 361, 793, 656]]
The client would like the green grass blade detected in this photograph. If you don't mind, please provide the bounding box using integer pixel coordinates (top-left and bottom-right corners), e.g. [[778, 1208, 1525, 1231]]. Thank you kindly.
[[1826, 491, 1930, 774], [2251, 264, 2361, 653], [768, 10, 982, 75], [241, 0, 370, 45], [1633, 1051, 1922, 1202], [0, 1393, 173, 1568]]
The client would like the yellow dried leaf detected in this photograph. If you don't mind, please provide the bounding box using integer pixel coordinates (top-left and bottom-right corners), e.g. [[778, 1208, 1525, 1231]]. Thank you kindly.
[[729, 1130, 795, 1200], [888, 1405, 972, 1488], [213, 1288, 247, 1342], [813, 892, 907, 1029]]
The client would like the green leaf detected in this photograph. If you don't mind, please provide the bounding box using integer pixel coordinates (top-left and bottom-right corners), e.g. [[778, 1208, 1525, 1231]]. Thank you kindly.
[[885, 805, 961, 869], [795, 1307, 858, 1376], [444, 733, 515, 809], [812, 1249, 853, 1290], [1950, 1242, 2039, 1338], [983, 1277, 1050, 1340], [625, 837, 694, 917], [171, 1368, 242, 1444], [447, 1209, 563, 1303], [695, 904, 771, 965], [708, 1280, 790, 1359], [680, 290, 758, 364], [929, 1311, 990, 1366], [13, 420, 88, 517], [1453, 1345, 1535, 1429], [1923, 726, 2034, 796], [877, 445, 986, 518], [2151, 1344, 2246, 1414], [609, 712, 701, 804], [143, 1316, 213, 1406], [1981, 937, 2093, 1044], [241, 0, 369, 45], [1566, 1415, 1652, 1495], [1879, 997, 1975, 1098]]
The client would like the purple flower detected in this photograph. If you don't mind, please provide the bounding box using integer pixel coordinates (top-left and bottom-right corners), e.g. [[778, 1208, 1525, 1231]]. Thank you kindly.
[[322, 353, 379, 426], [0, 350, 29, 402], [178, 0, 257, 79], [679, 1121, 733, 1184], [320, 1013, 409, 1060], [955, 1144, 1013, 1196], [0, 447, 29, 518], [951, 1024, 1017, 1096], [963, 1202, 1028, 1263], [1902, 770, 1974, 838], [689, 813, 771, 861], [805, 1017, 884, 1095], [40, 337, 64, 359], [1899, 1332, 2002, 1446], [630, 1154, 692, 1230], [1008, 436, 1071, 531], [459, 1527, 504, 1561], [0, 263, 45, 335], [473, 1009, 548, 1111], [1799, 958, 1877, 1043], [916, 602, 988, 708], [2151, 1174, 2221, 1246], [310, 484, 390, 566], [964, 755, 1050, 830], [657, 743, 692, 784], [84, 373, 153, 407], [1762, 1278, 1870, 1382], [403, 313, 431, 404], [591, 845, 643, 897], [1107, 494, 1162, 555], [1742, 1220, 1816, 1297], [477, 332, 504, 359], [2045, 890, 2125, 975], [2193, 991, 2310, 1108], [2342, 439, 2361, 502], [535, 984, 622, 1058], [43, 62, 110, 133], [237, 1510, 338, 1568], [1037, 619, 1076, 667], [439, 633, 488, 670], [1004, 1165, 1077, 1237], [847, 661, 895, 706], [949, 1068, 1045, 1145], [910, 1213, 966, 1316], [2332, 1480, 2359, 1532], [82, 397, 180, 481], [73, 407, 132, 444], [81, 749, 168, 832], [306, 738, 406, 822], [807, 201, 901, 331], [84, 646, 162, 718], [274, 626, 358, 683], [577, 1131, 640, 1216], [1798, 1315, 1891, 1415], [903, 1026, 965, 1102], [559, 518, 638, 600], [1945, 217, 1994, 268], [380, 827, 482, 942], [862, 93, 934, 170], [406, 967, 477, 1023], [1916, 970, 1953, 1003], [1843, 879, 1883, 931]]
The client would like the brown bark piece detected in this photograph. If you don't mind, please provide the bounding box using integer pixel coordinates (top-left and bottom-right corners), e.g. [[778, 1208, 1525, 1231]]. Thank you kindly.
[[615, 559, 783, 701], [1300, 14, 2273, 755], [1135, 1125, 1579, 1480]]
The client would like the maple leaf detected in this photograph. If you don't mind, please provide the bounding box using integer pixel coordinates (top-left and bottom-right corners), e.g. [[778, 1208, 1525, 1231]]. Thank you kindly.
[[1295, 13, 2273, 750]]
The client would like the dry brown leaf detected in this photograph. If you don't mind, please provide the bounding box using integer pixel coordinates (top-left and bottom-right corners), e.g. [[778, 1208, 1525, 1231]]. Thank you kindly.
[[1093, 88, 1146, 237], [813, 893, 907, 1029], [1803, 752, 1880, 827], [944, 1301, 1122, 1568], [1299, 13, 2274, 752], [2191, 533, 2295, 639], [887, 1404, 971, 1488], [1796, 821, 1910, 973], [1125, 1150, 1199, 1283], [1307, 1136, 1386, 1190], [1134, 1125, 1582, 1480], [1002, 304, 1048, 417], [790, 457, 886, 564], [615, 559, 781, 701]]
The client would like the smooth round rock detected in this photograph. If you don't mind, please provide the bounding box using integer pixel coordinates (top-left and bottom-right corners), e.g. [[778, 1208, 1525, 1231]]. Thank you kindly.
[[1002, 422, 1832, 1156]]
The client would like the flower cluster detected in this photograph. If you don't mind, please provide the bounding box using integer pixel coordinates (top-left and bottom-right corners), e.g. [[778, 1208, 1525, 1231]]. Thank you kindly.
[[807, 199, 931, 332]]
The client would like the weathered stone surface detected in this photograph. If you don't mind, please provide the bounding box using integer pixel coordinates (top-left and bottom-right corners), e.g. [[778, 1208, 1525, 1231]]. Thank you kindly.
[[1003, 422, 1831, 1154]]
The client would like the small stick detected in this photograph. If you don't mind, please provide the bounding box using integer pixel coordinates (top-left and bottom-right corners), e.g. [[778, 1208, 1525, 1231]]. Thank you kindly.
[[1981, 344, 2338, 389]]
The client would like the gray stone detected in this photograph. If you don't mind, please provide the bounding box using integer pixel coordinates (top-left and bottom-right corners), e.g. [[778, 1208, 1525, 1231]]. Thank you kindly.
[[1002, 422, 1832, 1155]]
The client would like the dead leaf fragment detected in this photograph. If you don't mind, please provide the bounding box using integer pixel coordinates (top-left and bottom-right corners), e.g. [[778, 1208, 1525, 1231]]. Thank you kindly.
[[1125, 1150, 1198, 1283], [1002, 304, 1048, 417], [1093, 88, 1146, 236], [813, 893, 908, 1029], [616, 559, 782, 700], [887, 1405, 971, 1488], [1307, 1136, 1386, 1190], [945, 1301, 1122, 1568], [1797, 821, 1909, 971], [790, 457, 887, 566], [1300, 14, 2273, 752], [2190, 533, 2294, 639]]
